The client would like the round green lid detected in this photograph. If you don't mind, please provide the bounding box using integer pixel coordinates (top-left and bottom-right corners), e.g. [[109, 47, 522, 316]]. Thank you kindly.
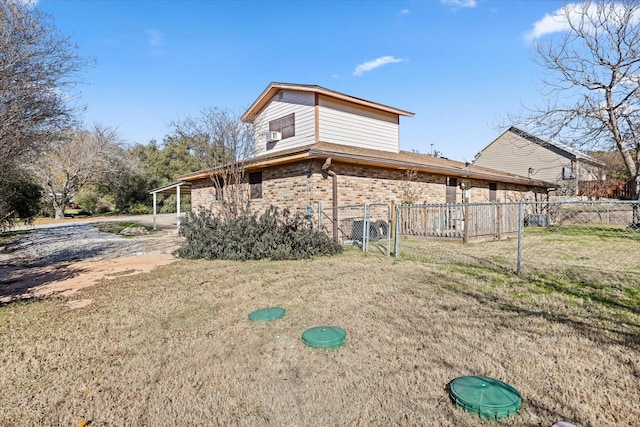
[[248, 307, 285, 321], [449, 375, 522, 420], [302, 326, 346, 349]]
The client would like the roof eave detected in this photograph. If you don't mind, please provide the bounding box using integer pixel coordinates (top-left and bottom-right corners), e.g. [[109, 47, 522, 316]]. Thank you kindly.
[[307, 148, 554, 188], [241, 82, 415, 123], [148, 181, 192, 195], [178, 145, 555, 189]]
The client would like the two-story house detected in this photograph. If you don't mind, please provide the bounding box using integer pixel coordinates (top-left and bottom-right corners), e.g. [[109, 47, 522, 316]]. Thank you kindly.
[[473, 127, 606, 197], [179, 83, 554, 217]]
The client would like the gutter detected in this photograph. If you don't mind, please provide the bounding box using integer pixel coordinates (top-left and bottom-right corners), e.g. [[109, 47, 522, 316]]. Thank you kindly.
[[322, 157, 339, 243]]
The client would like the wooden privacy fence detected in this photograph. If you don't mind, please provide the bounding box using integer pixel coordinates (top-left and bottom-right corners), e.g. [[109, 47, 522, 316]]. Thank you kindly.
[[397, 203, 521, 241], [579, 179, 634, 200]]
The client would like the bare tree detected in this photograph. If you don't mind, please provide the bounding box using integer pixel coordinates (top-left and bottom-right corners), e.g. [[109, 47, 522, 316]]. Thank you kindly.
[[520, 0, 640, 220], [28, 125, 129, 219], [399, 169, 421, 204], [0, 0, 85, 183], [172, 108, 254, 219]]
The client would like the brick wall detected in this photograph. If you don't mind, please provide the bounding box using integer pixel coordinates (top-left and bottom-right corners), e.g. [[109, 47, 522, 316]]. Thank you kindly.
[[190, 159, 546, 216]]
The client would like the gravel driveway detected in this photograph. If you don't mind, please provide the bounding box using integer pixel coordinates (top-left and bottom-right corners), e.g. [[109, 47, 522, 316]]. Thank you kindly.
[[1, 214, 180, 265], [0, 214, 183, 303], [1, 224, 146, 266]]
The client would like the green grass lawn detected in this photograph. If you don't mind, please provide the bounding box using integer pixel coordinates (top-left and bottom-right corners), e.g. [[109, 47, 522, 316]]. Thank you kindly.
[[94, 222, 156, 236]]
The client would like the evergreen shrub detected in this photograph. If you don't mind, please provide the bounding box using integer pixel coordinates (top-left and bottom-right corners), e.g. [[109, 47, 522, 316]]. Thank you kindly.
[[176, 207, 342, 260]]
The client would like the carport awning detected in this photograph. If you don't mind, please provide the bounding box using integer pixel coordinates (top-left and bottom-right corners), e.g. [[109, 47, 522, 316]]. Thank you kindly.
[[148, 181, 192, 230], [149, 181, 192, 195]]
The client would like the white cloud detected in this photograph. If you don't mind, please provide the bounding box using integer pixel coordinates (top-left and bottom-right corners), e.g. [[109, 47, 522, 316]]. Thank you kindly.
[[353, 56, 406, 76], [400, 8, 410, 15], [525, 2, 640, 41], [619, 74, 640, 86], [524, 5, 572, 41], [440, 0, 476, 9], [146, 29, 165, 55]]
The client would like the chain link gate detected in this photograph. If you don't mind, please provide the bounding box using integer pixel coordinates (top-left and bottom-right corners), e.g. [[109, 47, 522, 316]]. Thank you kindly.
[[318, 202, 392, 256]]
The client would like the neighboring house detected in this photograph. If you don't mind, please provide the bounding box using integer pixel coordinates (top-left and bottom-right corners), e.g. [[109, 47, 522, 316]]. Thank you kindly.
[[179, 84, 554, 218], [473, 127, 606, 197]]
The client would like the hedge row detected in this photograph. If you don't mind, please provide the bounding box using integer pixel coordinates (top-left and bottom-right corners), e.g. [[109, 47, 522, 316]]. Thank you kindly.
[[176, 207, 342, 261]]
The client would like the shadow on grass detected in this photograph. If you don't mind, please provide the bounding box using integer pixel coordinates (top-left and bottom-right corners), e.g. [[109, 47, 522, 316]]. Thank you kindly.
[[434, 261, 640, 349], [531, 270, 640, 315]]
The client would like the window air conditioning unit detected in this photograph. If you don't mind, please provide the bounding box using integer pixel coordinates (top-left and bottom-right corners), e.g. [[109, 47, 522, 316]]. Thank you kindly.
[[266, 131, 281, 142], [562, 166, 576, 180]]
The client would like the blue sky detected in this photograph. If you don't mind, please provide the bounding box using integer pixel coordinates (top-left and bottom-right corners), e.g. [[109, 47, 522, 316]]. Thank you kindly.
[[35, 0, 568, 162]]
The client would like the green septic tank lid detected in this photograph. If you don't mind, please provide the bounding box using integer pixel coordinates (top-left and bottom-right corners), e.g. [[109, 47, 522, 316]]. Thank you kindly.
[[449, 375, 522, 420], [302, 326, 346, 349], [248, 307, 285, 321]]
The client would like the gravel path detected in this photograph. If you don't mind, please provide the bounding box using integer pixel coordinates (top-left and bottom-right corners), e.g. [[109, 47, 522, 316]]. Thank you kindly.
[[0, 224, 146, 266]]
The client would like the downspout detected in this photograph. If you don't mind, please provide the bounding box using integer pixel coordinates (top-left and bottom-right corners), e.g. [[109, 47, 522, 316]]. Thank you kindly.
[[322, 157, 339, 242]]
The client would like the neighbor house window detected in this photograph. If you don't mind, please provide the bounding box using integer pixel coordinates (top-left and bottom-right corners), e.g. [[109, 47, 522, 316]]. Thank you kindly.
[[489, 183, 497, 202], [249, 172, 262, 199], [269, 113, 295, 139]]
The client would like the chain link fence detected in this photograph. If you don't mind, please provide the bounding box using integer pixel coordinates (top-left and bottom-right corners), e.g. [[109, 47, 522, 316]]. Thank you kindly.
[[316, 200, 640, 285], [318, 202, 391, 256], [396, 200, 640, 284]]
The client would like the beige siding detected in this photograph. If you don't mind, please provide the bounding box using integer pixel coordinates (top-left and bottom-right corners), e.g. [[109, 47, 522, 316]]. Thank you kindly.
[[253, 90, 315, 155], [474, 131, 570, 184], [578, 161, 605, 181], [318, 96, 399, 153]]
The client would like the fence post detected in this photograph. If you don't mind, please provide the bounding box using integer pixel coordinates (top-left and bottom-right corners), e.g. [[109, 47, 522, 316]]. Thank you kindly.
[[394, 205, 401, 258], [317, 201, 322, 233], [496, 203, 502, 240], [390, 201, 396, 241], [363, 204, 368, 252], [463, 203, 469, 244], [517, 202, 523, 275], [387, 203, 392, 257]]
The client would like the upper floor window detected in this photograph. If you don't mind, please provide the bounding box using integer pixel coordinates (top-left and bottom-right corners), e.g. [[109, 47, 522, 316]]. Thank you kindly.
[[269, 113, 295, 139]]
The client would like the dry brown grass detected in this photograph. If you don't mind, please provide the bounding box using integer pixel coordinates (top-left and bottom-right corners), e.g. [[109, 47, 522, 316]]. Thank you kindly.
[[1, 248, 639, 426]]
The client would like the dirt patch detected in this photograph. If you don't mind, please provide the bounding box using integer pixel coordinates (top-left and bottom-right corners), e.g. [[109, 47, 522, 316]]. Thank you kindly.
[[0, 220, 183, 305]]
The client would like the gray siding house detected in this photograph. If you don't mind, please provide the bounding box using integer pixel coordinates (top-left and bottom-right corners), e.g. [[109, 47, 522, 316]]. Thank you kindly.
[[473, 127, 606, 197]]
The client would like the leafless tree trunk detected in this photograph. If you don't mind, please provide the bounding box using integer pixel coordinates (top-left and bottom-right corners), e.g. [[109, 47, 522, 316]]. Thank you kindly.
[[517, 0, 640, 223], [28, 125, 129, 219], [172, 108, 254, 219], [0, 0, 86, 183]]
